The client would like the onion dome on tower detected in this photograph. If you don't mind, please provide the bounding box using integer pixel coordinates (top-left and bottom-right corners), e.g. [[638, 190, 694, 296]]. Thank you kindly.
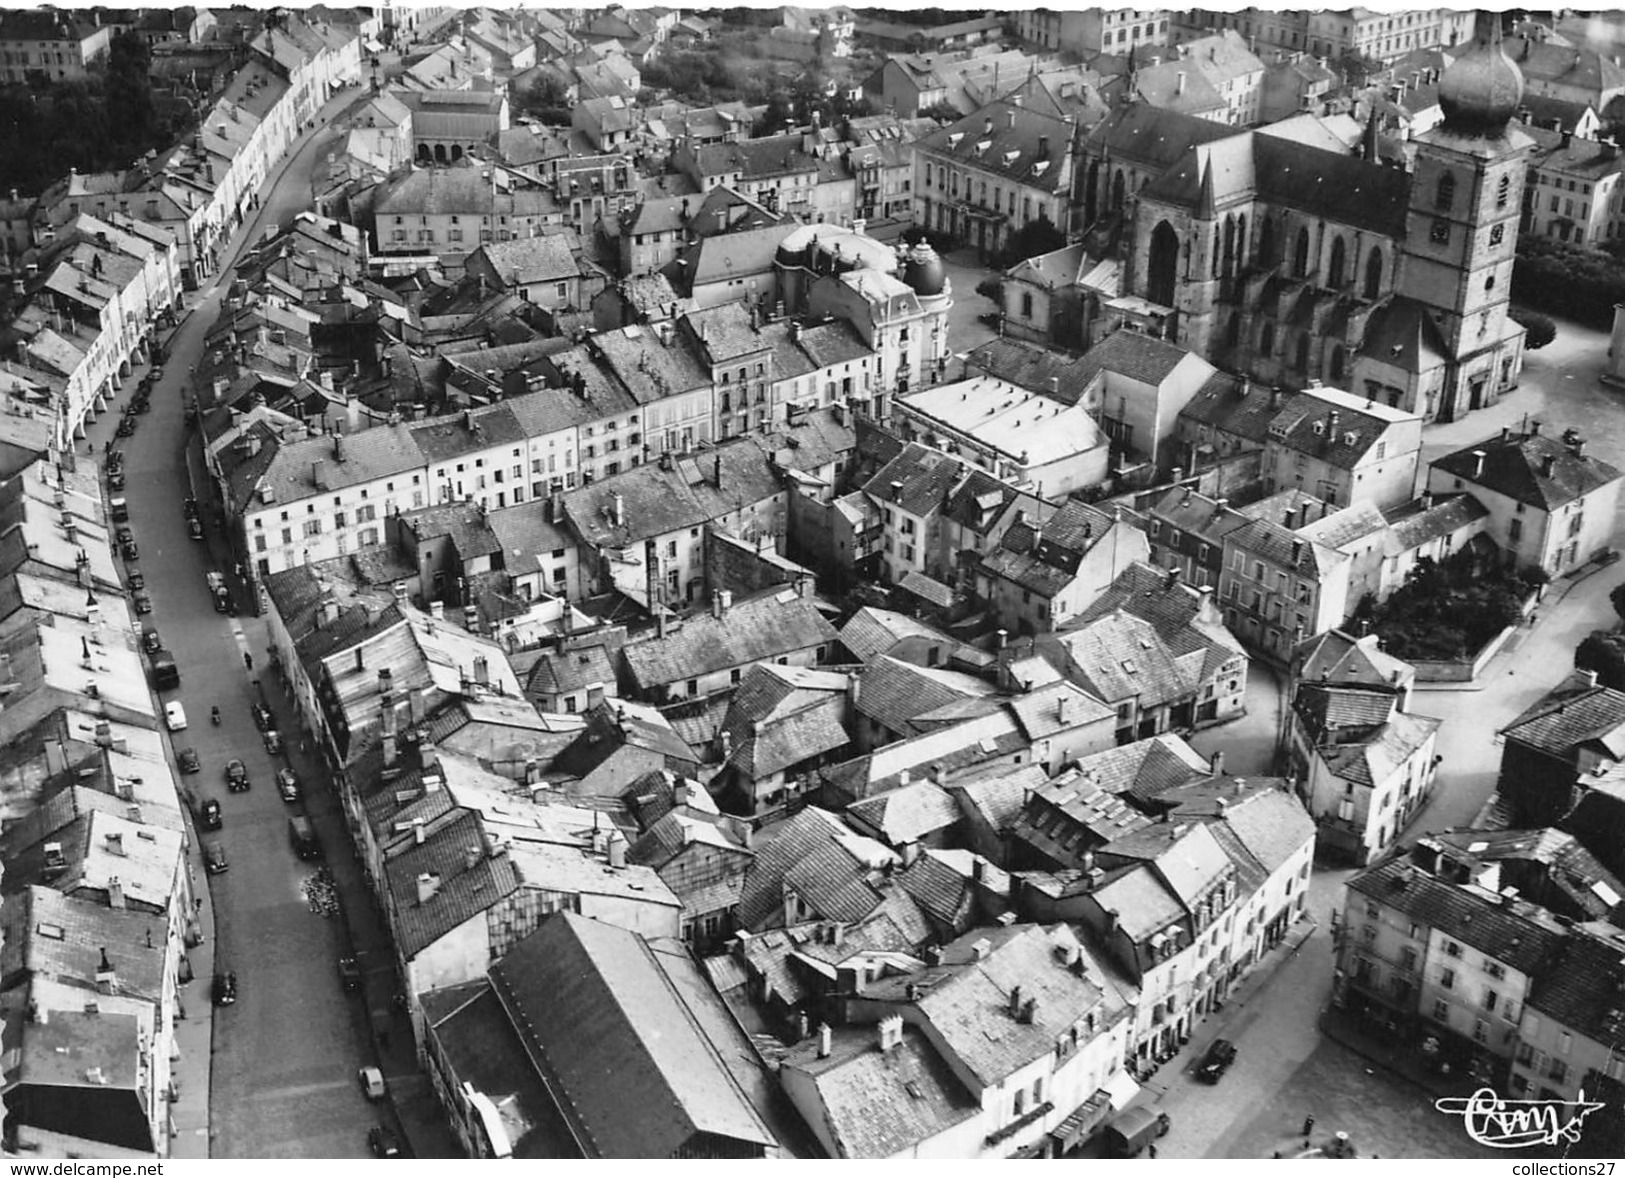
[[1437, 21, 1524, 136], [902, 243, 946, 296]]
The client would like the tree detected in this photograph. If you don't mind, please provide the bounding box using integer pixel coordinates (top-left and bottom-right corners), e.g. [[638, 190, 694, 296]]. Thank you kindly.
[[993, 218, 1067, 269], [919, 101, 961, 124], [975, 276, 1003, 302], [515, 74, 573, 126], [1610, 582, 1625, 625], [1510, 308, 1557, 349], [1577, 632, 1625, 690]]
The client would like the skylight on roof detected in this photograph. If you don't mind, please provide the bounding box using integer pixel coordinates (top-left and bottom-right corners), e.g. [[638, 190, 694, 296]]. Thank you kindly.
[[36, 922, 64, 940], [1122, 659, 1138, 673]]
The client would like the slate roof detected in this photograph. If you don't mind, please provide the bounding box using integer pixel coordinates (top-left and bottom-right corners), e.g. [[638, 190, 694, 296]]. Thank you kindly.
[[1347, 857, 1569, 976], [469, 235, 582, 286], [488, 912, 778, 1157], [1144, 485, 1251, 548], [549, 701, 699, 780], [947, 763, 1047, 837], [1432, 827, 1625, 922], [1267, 387, 1416, 470], [1176, 374, 1281, 446], [1220, 787, 1316, 873], [1319, 707, 1441, 788], [914, 100, 1076, 195], [779, 1023, 978, 1158], [1144, 130, 1411, 238], [1084, 102, 1231, 171], [895, 847, 1005, 934], [980, 499, 1120, 597], [964, 336, 1095, 406], [669, 223, 797, 289], [525, 643, 617, 698], [864, 443, 995, 520], [622, 591, 835, 691], [1432, 431, 1623, 511], [1014, 768, 1153, 864], [847, 780, 962, 846], [1075, 327, 1204, 387]]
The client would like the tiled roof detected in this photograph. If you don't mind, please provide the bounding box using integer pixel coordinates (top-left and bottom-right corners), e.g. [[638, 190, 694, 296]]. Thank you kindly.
[[384, 809, 521, 956], [525, 643, 617, 698], [1176, 374, 1283, 445], [1144, 485, 1250, 546], [736, 807, 894, 931], [1294, 682, 1401, 737], [847, 780, 961, 846], [1220, 787, 1316, 874], [894, 847, 1002, 934], [855, 656, 995, 738], [469, 235, 582, 286], [865, 924, 1104, 1086], [1099, 820, 1231, 911], [1526, 923, 1625, 1043], [1432, 431, 1622, 511], [1225, 515, 1343, 577], [550, 701, 698, 780], [724, 696, 850, 782], [779, 1023, 978, 1158], [1347, 857, 1569, 975], [864, 443, 986, 520], [1501, 682, 1625, 757], [1064, 734, 1212, 804], [622, 591, 835, 691], [1014, 768, 1153, 864], [946, 763, 1046, 836], [1432, 827, 1625, 922], [489, 912, 778, 1157], [1294, 629, 1414, 689], [1319, 708, 1441, 787], [1382, 493, 1489, 552]]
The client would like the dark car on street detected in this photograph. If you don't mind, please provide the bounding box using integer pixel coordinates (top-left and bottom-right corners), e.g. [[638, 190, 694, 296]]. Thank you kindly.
[[121, 540, 139, 562], [188, 517, 204, 541], [338, 956, 362, 992], [115, 417, 135, 438], [133, 591, 153, 614], [1197, 1039, 1238, 1084], [197, 797, 221, 830], [367, 1126, 401, 1158], [264, 728, 283, 754], [251, 703, 272, 731], [178, 747, 200, 774], [202, 840, 228, 874], [212, 972, 237, 1006], [143, 628, 161, 654], [225, 759, 249, 792], [115, 526, 134, 546], [277, 767, 300, 803], [127, 569, 145, 592]]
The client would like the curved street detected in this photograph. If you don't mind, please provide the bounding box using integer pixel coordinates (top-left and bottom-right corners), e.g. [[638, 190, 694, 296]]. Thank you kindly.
[[85, 83, 429, 1159]]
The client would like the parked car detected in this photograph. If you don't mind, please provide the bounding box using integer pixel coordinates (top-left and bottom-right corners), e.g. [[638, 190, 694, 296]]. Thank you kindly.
[[188, 517, 204, 541], [197, 797, 221, 830], [359, 1066, 386, 1100], [127, 569, 145, 592], [142, 628, 161, 654], [202, 840, 228, 874], [115, 417, 135, 437], [1104, 1107, 1171, 1157], [133, 591, 153, 615], [183, 498, 199, 520], [1197, 1038, 1238, 1083], [289, 814, 320, 860], [367, 1126, 401, 1158], [225, 758, 249, 792], [115, 527, 134, 546], [276, 767, 300, 803], [178, 747, 200, 774], [264, 728, 283, 755], [121, 540, 139, 562], [107, 469, 125, 491], [163, 701, 187, 731], [338, 956, 362, 992], [251, 703, 271, 731], [212, 972, 237, 1006]]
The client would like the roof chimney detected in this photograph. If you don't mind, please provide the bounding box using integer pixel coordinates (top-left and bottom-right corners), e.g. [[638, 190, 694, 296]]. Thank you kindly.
[[1471, 449, 1486, 479], [416, 871, 440, 903], [817, 1023, 832, 1058], [1541, 453, 1558, 478], [1177, 70, 1187, 95]]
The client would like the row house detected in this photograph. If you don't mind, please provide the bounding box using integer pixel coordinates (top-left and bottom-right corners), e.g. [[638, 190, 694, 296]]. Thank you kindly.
[[913, 99, 1079, 257], [1520, 126, 1623, 247], [1336, 845, 1569, 1084], [0, 9, 110, 84], [1017, 9, 1171, 56], [1262, 385, 1424, 512], [784, 923, 1138, 1159], [1076, 329, 1222, 472], [1045, 561, 1250, 739], [677, 133, 856, 225], [1142, 485, 1250, 591], [1218, 504, 1351, 661], [1517, 922, 1625, 1139], [371, 168, 563, 260], [1178, 9, 1475, 65], [978, 501, 1151, 635]]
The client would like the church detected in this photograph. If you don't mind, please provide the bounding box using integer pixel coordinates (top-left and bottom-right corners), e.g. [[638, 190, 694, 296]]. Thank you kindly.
[[1078, 28, 1532, 424]]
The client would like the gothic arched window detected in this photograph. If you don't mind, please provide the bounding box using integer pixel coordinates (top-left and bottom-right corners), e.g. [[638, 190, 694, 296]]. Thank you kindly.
[[1436, 171, 1456, 211]]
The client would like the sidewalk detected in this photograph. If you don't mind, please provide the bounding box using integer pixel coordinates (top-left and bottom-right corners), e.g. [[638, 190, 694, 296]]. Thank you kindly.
[[1127, 916, 1319, 1110], [1316, 1005, 1486, 1105], [257, 655, 461, 1159], [155, 75, 373, 1163]]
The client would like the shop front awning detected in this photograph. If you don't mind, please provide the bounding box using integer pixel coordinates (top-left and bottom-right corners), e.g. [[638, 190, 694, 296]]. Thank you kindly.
[[1049, 1089, 1114, 1153]]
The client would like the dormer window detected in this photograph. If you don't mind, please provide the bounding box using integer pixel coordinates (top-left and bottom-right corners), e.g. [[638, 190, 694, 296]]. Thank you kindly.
[[1312, 420, 1325, 435]]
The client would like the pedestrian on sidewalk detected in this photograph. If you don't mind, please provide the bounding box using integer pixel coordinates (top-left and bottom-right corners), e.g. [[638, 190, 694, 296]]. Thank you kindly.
[[1302, 1115, 1315, 1138], [244, 652, 254, 671]]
